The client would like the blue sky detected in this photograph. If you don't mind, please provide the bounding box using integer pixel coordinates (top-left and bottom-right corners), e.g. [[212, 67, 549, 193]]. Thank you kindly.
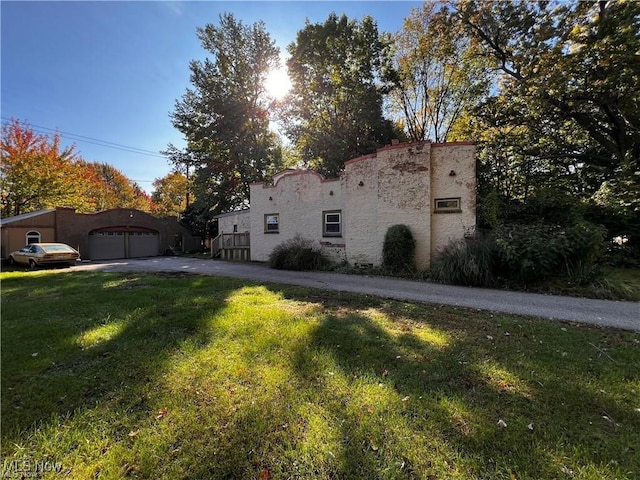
[[1, 1, 421, 193]]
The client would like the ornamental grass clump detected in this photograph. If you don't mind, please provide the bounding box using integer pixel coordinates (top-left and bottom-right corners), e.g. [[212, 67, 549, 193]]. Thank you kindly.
[[429, 234, 498, 287]]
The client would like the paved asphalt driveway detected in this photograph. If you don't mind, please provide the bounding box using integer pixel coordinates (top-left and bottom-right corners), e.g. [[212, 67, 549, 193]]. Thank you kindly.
[[72, 257, 639, 332]]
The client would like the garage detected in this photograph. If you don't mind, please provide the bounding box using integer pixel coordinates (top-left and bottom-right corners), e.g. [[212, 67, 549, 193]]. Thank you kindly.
[[88, 227, 159, 260], [1, 207, 199, 262]]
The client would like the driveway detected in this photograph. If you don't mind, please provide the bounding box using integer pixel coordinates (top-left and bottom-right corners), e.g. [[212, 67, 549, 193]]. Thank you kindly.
[[72, 257, 639, 332]]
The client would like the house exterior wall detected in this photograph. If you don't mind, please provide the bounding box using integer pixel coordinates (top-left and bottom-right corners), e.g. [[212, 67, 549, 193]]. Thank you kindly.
[[430, 143, 476, 258], [251, 171, 344, 263], [0, 210, 57, 259], [248, 140, 475, 270], [216, 210, 251, 235], [344, 142, 432, 269]]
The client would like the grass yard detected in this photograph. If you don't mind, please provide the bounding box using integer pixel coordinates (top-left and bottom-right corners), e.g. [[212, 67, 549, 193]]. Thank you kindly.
[[1, 270, 639, 479]]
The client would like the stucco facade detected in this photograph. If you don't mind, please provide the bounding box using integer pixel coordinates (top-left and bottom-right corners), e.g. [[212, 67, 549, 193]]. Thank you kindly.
[[430, 143, 477, 257], [240, 140, 476, 270], [216, 209, 251, 236]]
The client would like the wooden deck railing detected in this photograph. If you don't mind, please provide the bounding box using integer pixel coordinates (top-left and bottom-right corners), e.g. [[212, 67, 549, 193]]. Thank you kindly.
[[211, 232, 250, 261]]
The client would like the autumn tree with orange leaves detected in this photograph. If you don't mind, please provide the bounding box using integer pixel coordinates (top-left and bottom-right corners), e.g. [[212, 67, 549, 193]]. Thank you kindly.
[[1, 119, 81, 216], [85, 162, 155, 213], [151, 171, 188, 218], [1, 119, 155, 217]]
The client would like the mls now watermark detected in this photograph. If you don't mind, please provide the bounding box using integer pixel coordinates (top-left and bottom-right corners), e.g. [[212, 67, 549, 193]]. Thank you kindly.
[[2, 458, 63, 478]]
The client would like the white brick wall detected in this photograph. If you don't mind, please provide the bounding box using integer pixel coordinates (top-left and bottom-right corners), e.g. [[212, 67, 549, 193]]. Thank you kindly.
[[216, 210, 251, 235], [345, 142, 433, 269], [430, 143, 476, 259], [246, 141, 475, 269], [250, 171, 343, 263]]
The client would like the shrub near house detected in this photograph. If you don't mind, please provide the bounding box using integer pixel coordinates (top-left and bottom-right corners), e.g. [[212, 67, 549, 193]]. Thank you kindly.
[[431, 222, 607, 287], [268, 234, 332, 271], [382, 224, 416, 274]]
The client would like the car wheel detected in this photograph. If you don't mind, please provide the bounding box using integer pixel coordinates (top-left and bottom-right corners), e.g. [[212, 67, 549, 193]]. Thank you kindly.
[[29, 259, 37, 270], [8, 256, 15, 266]]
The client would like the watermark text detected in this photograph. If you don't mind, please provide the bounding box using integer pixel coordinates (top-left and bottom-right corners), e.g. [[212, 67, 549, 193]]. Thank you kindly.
[[2, 458, 63, 478]]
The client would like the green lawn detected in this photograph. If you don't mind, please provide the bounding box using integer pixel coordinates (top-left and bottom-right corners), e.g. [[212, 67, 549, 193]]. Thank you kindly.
[[1, 270, 639, 479]]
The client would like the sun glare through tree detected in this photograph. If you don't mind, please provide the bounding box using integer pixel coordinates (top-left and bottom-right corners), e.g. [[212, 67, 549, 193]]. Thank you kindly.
[[265, 65, 291, 100]]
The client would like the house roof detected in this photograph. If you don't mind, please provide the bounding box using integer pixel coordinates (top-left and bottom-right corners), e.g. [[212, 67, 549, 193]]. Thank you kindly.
[[0, 209, 56, 227]]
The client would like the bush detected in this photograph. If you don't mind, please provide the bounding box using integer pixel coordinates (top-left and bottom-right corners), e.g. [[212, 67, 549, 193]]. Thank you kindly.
[[429, 234, 498, 287], [268, 234, 331, 271], [382, 224, 416, 274], [429, 221, 607, 287], [495, 222, 606, 284], [478, 188, 586, 229], [585, 201, 640, 267]]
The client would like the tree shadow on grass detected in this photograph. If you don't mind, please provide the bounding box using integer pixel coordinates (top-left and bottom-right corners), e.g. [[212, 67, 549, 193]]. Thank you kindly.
[[2, 275, 638, 478], [151, 284, 639, 479], [0, 272, 240, 447], [276, 289, 640, 479]]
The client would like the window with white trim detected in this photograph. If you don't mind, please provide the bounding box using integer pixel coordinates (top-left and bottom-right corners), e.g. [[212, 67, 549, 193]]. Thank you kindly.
[[264, 214, 279, 233], [434, 197, 461, 213], [323, 210, 342, 236], [26, 230, 41, 244]]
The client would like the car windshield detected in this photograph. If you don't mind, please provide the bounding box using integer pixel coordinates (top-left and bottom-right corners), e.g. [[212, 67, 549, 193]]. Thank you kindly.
[[41, 244, 75, 253]]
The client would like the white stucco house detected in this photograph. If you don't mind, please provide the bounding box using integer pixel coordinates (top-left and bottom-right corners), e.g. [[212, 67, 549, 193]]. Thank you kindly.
[[214, 140, 476, 270]]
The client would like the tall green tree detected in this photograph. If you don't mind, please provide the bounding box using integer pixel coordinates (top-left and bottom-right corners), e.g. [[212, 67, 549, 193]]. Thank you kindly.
[[389, 1, 492, 142], [282, 13, 399, 177], [170, 13, 284, 231], [455, 0, 640, 209], [449, 0, 640, 257]]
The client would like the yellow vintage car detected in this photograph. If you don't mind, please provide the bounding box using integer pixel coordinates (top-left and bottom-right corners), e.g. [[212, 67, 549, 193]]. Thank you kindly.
[[8, 243, 80, 269]]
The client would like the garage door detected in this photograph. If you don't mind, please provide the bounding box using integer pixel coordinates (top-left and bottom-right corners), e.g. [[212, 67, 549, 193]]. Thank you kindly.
[[88, 229, 159, 260], [129, 231, 159, 258], [89, 231, 125, 260]]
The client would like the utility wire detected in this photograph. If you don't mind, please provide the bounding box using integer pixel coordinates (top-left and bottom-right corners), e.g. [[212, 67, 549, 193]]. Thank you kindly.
[[1, 117, 170, 159], [1, 116, 164, 155]]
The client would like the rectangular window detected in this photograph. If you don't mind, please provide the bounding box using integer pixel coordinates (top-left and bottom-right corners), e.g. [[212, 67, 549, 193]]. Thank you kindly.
[[434, 197, 461, 213], [264, 214, 279, 233], [323, 210, 342, 236]]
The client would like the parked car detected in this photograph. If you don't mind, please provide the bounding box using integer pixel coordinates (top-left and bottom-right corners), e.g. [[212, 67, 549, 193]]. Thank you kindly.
[[7, 243, 80, 269]]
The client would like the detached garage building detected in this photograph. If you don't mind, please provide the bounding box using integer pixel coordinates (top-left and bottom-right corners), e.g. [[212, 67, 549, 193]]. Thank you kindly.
[[1, 207, 199, 261]]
